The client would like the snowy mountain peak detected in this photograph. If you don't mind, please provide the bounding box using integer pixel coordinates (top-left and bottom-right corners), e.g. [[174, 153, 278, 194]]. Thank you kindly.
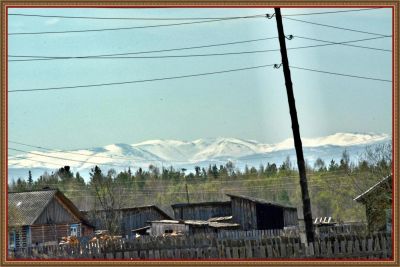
[[8, 133, 391, 181]]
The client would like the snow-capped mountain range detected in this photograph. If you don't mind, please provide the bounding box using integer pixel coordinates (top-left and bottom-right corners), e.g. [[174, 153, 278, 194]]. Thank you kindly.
[[8, 132, 391, 182]]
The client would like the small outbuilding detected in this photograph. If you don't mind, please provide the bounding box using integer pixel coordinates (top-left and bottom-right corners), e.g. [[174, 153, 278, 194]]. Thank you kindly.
[[227, 194, 298, 230], [171, 201, 232, 220], [82, 205, 172, 239], [8, 189, 94, 249], [354, 175, 392, 232], [149, 219, 240, 236]]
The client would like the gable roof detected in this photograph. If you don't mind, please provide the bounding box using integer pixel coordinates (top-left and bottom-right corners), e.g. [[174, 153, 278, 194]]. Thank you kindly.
[[171, 201, 231, 209], [9, 190, 57, 226], [354, 175, 392, 203], [8, 189, 92, 227], [226, 193, 297, 210], [81, 205, 172, 220]]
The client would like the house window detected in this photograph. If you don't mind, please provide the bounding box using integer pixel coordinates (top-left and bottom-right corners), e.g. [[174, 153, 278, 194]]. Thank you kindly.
[[70, 224, 81, 237], [8, 230, 16, 249], [10, 227, 28, 248]]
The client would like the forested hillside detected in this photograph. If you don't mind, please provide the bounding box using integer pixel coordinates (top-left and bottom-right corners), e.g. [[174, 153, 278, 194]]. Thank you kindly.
[[9, 144, 392, 222]]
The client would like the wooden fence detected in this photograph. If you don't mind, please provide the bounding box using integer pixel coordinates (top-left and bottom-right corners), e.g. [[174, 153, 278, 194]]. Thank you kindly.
[[8, 232, 391, 260], [217, 229, 286, 240], [316, 224, 368, 238]]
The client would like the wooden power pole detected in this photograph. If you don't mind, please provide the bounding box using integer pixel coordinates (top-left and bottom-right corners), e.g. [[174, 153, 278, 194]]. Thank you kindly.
[[274, 7, 315, 243]]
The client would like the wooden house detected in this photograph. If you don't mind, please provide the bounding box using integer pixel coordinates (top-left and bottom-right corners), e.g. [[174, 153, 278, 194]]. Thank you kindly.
[[226, 194, 298, 230], [82, 205, 172, 239], [354, 175, 392, 232], [171, 201, 232, 220], [8, 189, 94, 249]]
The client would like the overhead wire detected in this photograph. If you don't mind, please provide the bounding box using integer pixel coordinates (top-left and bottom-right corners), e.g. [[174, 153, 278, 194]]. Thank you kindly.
[[7, 8, 382, 21], [9, 140, 172, 163], [282, 8, 384, 16], [290, 66, 392, 83], [8, 173, 360, 189], [293, 35, 391, 52], [8, 147, 360, 182], [8, 36, 279, 60], [8, 13, 269, 21], [8, 147, 141, 168], [8, 61, 391, 93], [8, 36, 391, 62], [8, 14, 265, 36], [283, 17, 390, 37], [8, 63, 276, 93]]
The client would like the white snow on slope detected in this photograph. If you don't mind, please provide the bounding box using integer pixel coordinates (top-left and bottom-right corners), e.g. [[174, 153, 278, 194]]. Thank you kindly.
[[8, 132, 391, 176]]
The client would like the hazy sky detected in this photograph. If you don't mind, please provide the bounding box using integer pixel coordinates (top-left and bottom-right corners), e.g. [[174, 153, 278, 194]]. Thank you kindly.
[[7, 7, 392, 151]]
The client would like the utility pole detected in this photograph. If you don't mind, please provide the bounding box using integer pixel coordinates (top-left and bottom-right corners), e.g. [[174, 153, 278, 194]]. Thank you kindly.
[[185, 183, 190, 203], [182, 168, 190, 203], [274, 7, 315, 243]]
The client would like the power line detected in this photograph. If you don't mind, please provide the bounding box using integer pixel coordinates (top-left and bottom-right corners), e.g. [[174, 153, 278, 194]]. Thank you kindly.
[[8, 36, 391, 62], [283, 17, 390, 37], [8, 63, 275, 93], [290, 66, 392, 83], [8, 35, 390, 62], [8, 141, 144, 161], [7, 172, 359, 189], [8, 8, 382, 21], [8, 140, 191, 163], [8, 36, 279, 60], [8, 62, 391, 93], [282, 8, 383, 17], [8, 15, 265, 36], [294, 35, 391, 52], [9, 154, 134, 169], [8, 13, 269, 21], [8, 143, 381, 183], [8, 147, 139, 168]]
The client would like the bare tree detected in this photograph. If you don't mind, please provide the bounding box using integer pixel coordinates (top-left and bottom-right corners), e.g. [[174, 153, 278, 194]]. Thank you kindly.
[[89, 166, 126, 235]]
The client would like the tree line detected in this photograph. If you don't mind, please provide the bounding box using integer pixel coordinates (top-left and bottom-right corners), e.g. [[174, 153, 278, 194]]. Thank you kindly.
[[8, 143, 392, 224]]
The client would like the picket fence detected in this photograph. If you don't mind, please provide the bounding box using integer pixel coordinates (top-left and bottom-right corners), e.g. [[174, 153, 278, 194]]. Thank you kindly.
[[9, 232, 391, 260]]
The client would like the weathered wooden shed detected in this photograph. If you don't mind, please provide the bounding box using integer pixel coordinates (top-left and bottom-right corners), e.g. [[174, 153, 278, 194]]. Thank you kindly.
[[82, 205, 172, 239], [149, 219, 240, 236], [8, 189, 94, 249], [227, 194, 298, 230], [354, 175, 392, 232], [171, 201, 232, 220], [149, 220, 189, 236]]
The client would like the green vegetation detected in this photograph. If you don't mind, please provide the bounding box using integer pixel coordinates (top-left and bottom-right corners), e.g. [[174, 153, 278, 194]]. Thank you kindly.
[[8, 144, 392, 223]]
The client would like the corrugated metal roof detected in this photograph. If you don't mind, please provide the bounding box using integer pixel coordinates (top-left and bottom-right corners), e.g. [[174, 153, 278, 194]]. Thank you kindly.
[[226, 193, 297, 209], [149, 220, 181, 224], [208, 222, 240, 228], [8, 190, 57, 226], [354, 175, 392, 203], [149, 219, 240, 229], [207, 215, 233, 222], [184, 220, 209, 226]]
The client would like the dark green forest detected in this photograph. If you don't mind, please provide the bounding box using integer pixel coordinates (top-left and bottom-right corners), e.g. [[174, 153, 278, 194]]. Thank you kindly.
[[9, 144, 392, 222]]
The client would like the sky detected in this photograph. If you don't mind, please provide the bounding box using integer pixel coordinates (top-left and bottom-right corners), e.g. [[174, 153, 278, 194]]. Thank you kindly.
[[7, 7, 392, 151]]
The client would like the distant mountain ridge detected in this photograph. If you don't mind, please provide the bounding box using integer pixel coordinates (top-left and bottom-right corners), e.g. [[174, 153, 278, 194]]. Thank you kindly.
[[8, 132, 391, 182]]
